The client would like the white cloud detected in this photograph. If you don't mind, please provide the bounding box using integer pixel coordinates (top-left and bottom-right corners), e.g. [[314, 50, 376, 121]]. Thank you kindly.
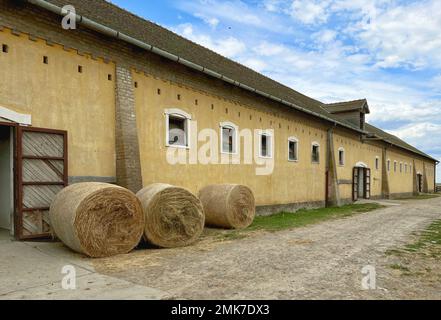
[[175, 0, 294, 34], [241, 58, 267, 72], [168, 0, 441, 180], [388, 123, 441, 141], [289, 0, 330, 25], [174, 23, 246, 58], [194, 13, 220, 28], [312, 29, 337, 44], [354, 0, 441, 69]]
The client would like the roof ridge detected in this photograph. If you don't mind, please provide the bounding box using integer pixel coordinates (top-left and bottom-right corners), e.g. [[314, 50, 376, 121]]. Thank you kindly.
[[326, 98, 367, 106]]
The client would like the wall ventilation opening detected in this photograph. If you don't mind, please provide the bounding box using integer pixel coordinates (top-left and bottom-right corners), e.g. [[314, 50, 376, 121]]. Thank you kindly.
[[78, 65, 83, 73], [108, 74, 112, 81], [195, 99, 198, 106], [134, 82, 138, 88], [43, 56, 48, 64], [211, 104, 214, 110], [177, 94, 181, 100], [2, 44, 8, 53]]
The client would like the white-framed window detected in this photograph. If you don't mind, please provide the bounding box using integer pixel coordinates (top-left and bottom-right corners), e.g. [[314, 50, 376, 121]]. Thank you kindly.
[[405, 163, 408, 173], [165, 108, 191, 148], [259, 131, 273, 158], [400, 162, 403, 173], [338, 147, 345, 166], [375, 156, 380, 170], [410, 164, 412, 173], [311, 142, 320, 163], [387, 159, 391, 172], [394, 161, 397, 172], [220, 122, 238, 154], [288, 137, 299, 162]]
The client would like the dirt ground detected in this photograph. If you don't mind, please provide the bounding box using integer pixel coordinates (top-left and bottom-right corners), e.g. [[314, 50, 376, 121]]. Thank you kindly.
[[93, 197, 441, 300]]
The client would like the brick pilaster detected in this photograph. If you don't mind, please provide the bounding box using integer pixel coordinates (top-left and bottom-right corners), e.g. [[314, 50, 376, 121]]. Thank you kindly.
[[115, 64, 143, 192]]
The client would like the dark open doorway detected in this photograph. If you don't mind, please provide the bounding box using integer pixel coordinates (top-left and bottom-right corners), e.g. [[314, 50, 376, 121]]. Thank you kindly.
[[417, 173, 423, 193]]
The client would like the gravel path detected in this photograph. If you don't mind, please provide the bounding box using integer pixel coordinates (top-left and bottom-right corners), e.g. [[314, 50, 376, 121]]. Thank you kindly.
[[95, 197, 441, 300]]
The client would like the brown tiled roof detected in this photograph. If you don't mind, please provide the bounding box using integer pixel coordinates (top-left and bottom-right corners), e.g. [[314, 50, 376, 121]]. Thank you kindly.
[[35, 0, 435, 162], [365, 124, 436, 161], [44, 0, 345, 123], [325, 99, 370, 114]]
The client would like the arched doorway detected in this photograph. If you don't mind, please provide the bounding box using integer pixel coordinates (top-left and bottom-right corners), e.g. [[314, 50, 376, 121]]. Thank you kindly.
[[353, 162, 371, 201]]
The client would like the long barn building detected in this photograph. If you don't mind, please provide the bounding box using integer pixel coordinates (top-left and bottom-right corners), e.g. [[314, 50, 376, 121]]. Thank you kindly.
[[0, 0, 438, 239]]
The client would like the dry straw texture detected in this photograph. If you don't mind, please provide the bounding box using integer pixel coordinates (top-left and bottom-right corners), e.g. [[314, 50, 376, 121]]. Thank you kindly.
[[49, 182, 144, 258], [137, 183, 205, 248], [198, 184, 256, 229]]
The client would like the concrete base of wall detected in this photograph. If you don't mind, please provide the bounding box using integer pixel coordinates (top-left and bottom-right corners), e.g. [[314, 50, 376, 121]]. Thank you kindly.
[[256, 201, 326, 216], [68, 176, 117, 184], [389, 192, 415, 199], [339, 198, 354, 205]]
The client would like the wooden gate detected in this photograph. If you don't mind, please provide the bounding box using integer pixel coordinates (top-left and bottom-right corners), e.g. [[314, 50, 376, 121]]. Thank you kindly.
[[353, 167, 359, 201], [364, 168, 371, 199], [15, 127, 68, 240]]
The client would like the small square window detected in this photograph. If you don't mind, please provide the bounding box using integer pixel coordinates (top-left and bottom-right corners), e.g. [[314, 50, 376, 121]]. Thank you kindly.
[[387, 160, 391, 172], [260, 134, 272, 158], [375, 157, 379, 170], [288, 139, 298, 161], [312, 144, 320, 163], [221, 125, 236, 154], [134, 82, 138, 88], [338, 149, 345, 166], [168, 115, 188, 147], [2, 44, 8, 53], [43, 56, 48, 64], [78, 65, 83, 73], [108, 74, 112, 81]]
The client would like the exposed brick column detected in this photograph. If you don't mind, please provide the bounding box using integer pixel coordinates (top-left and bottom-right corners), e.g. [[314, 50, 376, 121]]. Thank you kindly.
[[412, 159, 418, 195], [115, 64, 143, 192], [326, 128, 341, 206], [422, 162, 429, 193], [381, 148, 390, 198]]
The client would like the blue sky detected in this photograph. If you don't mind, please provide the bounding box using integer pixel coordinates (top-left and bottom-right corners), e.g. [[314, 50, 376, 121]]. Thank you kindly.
[[110, 0, 441, 181]]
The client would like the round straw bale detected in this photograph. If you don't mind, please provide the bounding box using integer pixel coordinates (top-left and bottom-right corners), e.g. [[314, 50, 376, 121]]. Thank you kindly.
[[198, 184, 255, 229], [136, 183, 205, 248], [49, 182, 144, 258]]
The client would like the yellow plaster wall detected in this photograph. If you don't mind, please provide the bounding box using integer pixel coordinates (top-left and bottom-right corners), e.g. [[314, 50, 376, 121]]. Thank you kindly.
[[133, 72, 327, 206], [0, 28, 116, 178], [386, 148, 418, 194], [333, 132, 383, 200]]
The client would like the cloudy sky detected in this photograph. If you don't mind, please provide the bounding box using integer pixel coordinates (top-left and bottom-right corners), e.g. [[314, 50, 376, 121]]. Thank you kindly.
[[111, 0, 441, 181]]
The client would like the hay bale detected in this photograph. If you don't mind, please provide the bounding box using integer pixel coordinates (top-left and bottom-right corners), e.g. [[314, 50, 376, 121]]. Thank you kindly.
[[136, 183, 205, 248], [198, 184, 255, 229], [49, 182, 144, 258]]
